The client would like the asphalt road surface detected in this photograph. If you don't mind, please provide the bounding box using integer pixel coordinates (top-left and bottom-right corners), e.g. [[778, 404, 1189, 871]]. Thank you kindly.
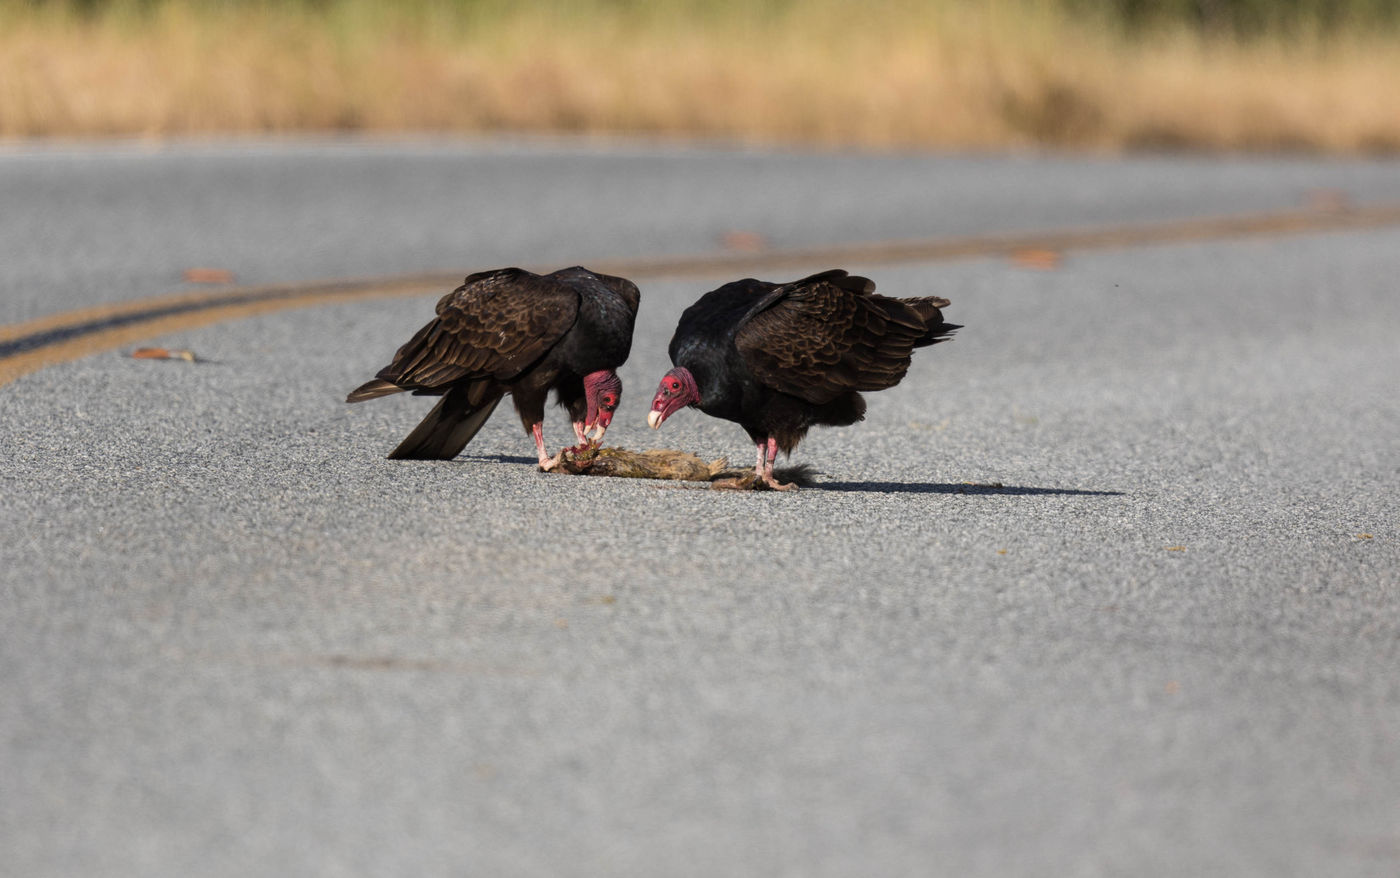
[[2, 138, 1398, 877]]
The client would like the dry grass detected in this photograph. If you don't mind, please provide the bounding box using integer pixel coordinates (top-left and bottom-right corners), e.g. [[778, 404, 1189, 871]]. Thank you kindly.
[[3, 0, 1399, 152]]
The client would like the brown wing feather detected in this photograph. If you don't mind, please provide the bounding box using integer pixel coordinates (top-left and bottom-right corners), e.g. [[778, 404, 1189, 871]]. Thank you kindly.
[[373, 268, 578, 392], [734, 272, 940, 405]]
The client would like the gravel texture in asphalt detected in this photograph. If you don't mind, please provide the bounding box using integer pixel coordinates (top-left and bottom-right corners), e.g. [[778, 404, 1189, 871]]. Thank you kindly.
[[2, 140, 1398, 877]]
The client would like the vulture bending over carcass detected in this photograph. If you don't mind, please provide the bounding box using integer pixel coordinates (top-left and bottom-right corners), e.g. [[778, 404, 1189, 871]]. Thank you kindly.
[[348, 266, 639, 467], [647, 269, 958, 490]]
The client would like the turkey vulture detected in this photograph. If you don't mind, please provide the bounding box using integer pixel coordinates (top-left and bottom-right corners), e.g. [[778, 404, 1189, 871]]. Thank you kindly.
[[647, 269, 958, 490], [347, 266, 640, 467]]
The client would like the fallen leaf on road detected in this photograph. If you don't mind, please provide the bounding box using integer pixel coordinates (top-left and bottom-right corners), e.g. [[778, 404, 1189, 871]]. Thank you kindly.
[[183, 267, 235, 284], [131, 347, 198, 362], [1305, 189, 1351, 213], [1011, 248, 1061, 270], [721, 230, 768, 251]]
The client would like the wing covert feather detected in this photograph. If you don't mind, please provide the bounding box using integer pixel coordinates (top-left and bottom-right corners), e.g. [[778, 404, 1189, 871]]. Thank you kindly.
[[733, 272, 934, 405], [377, 269, 578, 389]]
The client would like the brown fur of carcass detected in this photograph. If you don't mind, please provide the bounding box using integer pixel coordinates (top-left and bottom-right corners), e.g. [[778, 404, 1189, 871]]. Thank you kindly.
[[549, 446, 817, 490]]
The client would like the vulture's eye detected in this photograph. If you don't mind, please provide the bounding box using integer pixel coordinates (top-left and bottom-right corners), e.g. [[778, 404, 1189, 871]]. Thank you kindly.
[[600, 394, 618, 409], [666, 379, 681, 391]]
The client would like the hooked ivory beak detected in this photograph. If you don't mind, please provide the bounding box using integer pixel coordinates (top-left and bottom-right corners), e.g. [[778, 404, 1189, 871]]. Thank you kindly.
[[647, 410, 664, 430], [586, 422, 608, 443]]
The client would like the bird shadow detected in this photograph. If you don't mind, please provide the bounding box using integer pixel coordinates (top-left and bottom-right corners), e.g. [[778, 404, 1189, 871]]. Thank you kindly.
[[816, 480, 1123, 496], [449, 456, 1121, 497]]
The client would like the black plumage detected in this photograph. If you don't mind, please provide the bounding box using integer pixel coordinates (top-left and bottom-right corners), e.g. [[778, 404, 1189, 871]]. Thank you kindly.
[[348, 266, 639, 465], [647, 269, 958, 489]]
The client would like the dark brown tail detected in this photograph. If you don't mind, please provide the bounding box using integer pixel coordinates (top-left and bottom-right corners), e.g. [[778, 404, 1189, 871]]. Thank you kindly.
[[387, 383, 505, 460], [897, 296, 960, 347]]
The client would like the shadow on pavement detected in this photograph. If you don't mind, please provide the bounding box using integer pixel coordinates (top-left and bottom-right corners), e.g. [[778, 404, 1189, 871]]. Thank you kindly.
[[458, 456, 1124, 497], [817, 481, 1124, 496]]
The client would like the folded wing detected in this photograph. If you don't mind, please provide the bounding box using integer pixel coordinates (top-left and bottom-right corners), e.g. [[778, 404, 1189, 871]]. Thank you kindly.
[[347, 268, 579, 402], [733, 269, 956, 406]]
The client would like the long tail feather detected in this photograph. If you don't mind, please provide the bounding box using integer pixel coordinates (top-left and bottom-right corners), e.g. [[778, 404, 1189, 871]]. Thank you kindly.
[[346, 379, 403, 403], [387, 385, 504, 460], [896, 297, 960, 348], [916, 320, 961, 347]]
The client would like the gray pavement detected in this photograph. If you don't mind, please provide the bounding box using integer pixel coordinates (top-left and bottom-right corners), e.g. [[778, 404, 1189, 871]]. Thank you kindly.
[[2, 139, 1399, 877]]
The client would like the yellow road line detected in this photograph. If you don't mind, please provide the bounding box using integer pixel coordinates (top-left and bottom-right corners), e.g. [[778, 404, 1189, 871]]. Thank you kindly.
[[0, 280, 441, 386], [0, 274, 454, 346], [4, 202, 1400, 388], [591, 203, 1400, 278]]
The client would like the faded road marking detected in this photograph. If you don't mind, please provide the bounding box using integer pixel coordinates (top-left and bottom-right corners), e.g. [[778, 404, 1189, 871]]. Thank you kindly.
[[5, 203, 1400, 387]]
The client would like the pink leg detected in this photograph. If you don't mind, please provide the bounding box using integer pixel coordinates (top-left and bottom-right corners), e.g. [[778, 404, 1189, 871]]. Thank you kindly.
[[754, 441, 767, 476], [562, 420, 591, 454], [761, 436, 796, 491], [532, 422, 558, 471]]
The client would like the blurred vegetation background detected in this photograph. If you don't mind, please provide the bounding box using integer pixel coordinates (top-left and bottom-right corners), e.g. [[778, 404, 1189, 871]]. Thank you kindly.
[[3, 0, 1398, 151]]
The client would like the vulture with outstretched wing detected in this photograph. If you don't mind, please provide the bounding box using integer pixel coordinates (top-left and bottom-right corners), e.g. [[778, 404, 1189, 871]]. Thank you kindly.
[[348, 266, 640, 467], [647, 269, 958, 489]]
